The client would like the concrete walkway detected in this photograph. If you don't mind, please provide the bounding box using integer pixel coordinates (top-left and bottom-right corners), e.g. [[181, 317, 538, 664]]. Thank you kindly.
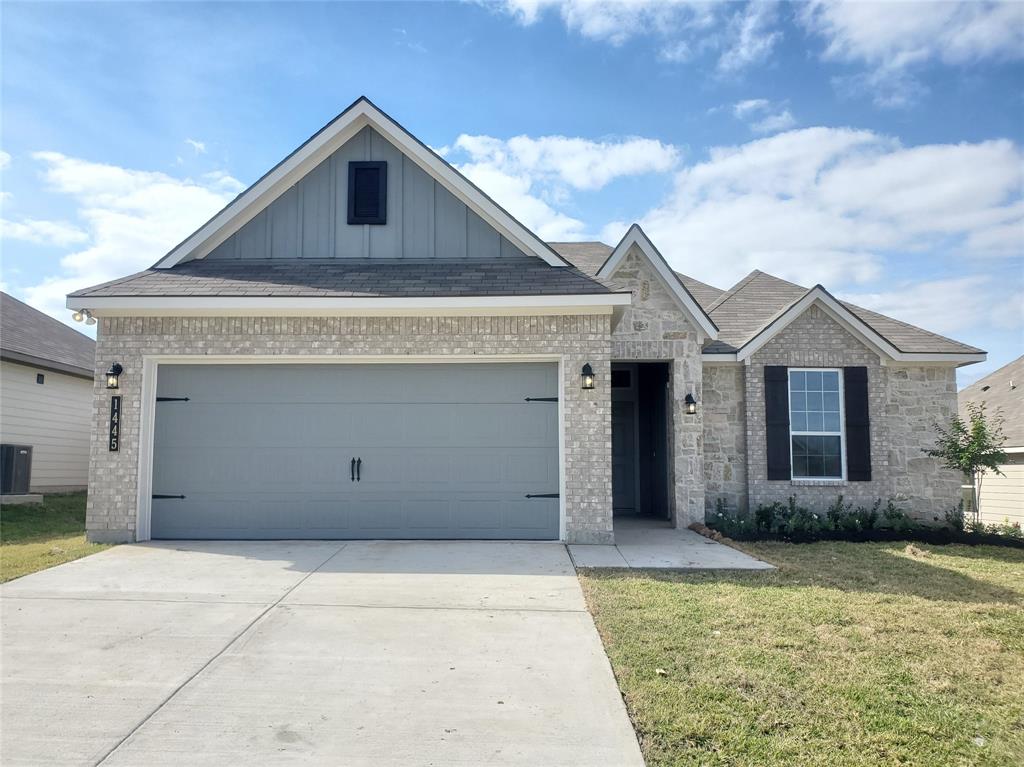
[[569, 517, 774, 569], [1, 541, 643, 767]]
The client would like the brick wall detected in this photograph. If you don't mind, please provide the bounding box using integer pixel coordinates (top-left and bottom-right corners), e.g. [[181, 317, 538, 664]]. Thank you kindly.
[[86, 314, 614, 543], [709, 304, 961, 520], [603, 247, 706, 526], [702, 363, 747, 514]]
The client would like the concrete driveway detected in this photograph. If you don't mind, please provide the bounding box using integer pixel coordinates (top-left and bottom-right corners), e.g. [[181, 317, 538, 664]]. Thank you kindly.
[[1, 541, 643, 766]]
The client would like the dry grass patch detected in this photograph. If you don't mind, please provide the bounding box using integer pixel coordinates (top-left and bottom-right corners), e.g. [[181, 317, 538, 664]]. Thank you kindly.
[[580, 541, 1024, 766]]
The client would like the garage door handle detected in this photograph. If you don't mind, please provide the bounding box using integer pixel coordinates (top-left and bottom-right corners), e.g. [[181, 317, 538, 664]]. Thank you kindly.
[[356, 457, 362, 481], [350, 457, 356, 482], [525, 493, 559, 499]]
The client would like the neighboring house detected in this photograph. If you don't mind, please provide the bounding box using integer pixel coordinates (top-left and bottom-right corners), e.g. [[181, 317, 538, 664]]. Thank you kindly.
[[0, 292, 96, 493], [958, 356, 1023, 527], [66, 98, 985, 544]]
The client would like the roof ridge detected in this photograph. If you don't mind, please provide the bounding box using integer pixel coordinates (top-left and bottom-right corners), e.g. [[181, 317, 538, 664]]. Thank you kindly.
[[707, 270, 762, 312]]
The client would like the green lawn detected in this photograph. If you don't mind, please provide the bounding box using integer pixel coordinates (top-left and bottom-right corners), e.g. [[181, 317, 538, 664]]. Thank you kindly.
[[581, 541, 1024, 767], [0, 493, 109, 582]]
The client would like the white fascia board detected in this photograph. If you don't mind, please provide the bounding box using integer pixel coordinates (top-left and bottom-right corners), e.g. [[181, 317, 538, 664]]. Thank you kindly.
[[734, 288, 986, 365], [1003, 446, 1024, 454], [597, 224, 718, 339], [67, 292, 631, 317], [701, 353, 740, 363], [154, 98, 568, 269]]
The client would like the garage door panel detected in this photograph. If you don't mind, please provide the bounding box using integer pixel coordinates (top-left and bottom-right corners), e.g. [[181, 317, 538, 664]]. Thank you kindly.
[[151, 363, 559, 540]]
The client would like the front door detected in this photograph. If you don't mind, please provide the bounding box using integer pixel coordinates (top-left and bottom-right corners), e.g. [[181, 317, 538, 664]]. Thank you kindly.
[[611, 364, 638, 515]]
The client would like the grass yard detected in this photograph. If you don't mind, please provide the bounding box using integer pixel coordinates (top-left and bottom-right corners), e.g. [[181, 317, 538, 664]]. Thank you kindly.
[[581, 541, 1024, 767], [1, 493, 109, 582]]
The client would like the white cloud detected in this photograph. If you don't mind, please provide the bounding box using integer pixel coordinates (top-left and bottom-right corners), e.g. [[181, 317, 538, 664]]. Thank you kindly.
[[628, 127, 1023, 290], [800, 0, 1024, 106], [1, 217, 89, 247], [733, 98, 770, 118], [0, 150, 10, 170], [717, 1, 781, 73], [732, 98, 797, 134], [185, 138, 206, 154], [449, 132, 680, 240], [494, 0, 775, 72], [843, 276, 1022, 337], [20, 152, 242, 322]]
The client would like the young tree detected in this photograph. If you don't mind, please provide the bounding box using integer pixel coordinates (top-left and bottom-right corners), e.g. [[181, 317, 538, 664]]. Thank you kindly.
[[927, 402, 1007, 522]]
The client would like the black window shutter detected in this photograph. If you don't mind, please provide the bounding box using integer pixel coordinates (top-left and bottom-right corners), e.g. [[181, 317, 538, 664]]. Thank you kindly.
[[347, 161, 387, 224], [764, 365, 791, 480], [843, 366, 871, 481]]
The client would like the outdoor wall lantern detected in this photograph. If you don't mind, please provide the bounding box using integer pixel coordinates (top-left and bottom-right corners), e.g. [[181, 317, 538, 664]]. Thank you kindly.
[[685, 393, 698, 415], [106, 363, 123, 390], [581, 363, 595, 390]]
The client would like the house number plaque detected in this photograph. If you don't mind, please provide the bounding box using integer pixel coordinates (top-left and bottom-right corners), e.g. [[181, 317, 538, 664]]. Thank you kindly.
[[108, 396, 121, 452]]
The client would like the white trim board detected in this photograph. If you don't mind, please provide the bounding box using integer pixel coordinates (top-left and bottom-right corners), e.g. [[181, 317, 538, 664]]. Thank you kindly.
[[153, 97, 570, 269], [133, 354, 568, 543], [67, 292, 631, 317], [596, 224, 719, 339]]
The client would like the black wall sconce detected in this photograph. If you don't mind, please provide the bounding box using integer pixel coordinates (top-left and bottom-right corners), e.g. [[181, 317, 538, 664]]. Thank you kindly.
[[581, 363, 595, 390], [106, 362, 123, 390], [685, 393, 698, 415]]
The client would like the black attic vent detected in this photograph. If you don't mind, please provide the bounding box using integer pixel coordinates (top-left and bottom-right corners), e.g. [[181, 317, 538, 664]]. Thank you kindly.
[[348, 161, 387, 225]]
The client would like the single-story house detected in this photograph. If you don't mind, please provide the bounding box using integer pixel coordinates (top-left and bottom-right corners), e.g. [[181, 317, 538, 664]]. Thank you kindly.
[[958, 356, 1022, 527], [67, 98, 985, 544], [1, 292, 96, 494]]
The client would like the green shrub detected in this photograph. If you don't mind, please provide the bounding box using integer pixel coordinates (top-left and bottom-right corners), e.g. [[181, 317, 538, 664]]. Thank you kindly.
[[943, 501, 966, 532], [705, 494, 1020, 545], [882, 500, 913, 532]]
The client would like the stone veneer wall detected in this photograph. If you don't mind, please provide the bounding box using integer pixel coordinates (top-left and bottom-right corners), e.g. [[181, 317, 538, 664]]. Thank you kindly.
[[603, 246, 706, 526], [86, 314, 613, 544], [734, 305, 960, 520], [702, 364, 747, 514]]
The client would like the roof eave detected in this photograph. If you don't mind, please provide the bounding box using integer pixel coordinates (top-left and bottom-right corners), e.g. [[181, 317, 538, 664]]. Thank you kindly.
[[0, 350, 94, 379], [66, 292, 632, 317], [596, 224, 719, 339]]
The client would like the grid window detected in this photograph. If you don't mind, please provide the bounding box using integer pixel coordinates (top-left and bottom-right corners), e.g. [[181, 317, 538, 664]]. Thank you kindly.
[[789, 369, 844, 479]]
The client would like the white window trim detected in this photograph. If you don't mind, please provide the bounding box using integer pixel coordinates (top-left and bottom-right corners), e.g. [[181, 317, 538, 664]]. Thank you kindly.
[[787, 367, 847, 482]]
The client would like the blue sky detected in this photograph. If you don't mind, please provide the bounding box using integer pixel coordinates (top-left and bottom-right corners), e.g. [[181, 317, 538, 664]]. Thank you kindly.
[[1, 1, 1021, 385]]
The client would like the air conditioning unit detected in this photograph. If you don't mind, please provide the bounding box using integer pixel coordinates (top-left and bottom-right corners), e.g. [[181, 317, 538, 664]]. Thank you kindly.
[[1, 445, 33, 495]]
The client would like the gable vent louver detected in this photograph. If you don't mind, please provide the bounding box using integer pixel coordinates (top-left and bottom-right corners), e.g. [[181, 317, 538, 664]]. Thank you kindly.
[[348, 161, 387, 225]]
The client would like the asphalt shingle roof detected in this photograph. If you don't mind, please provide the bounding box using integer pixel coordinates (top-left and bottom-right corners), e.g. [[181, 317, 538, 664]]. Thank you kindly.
[[959, 355, 1023, 447], [68, 258, 615, 298], [550, 244, 981, 357], [0, 292, 95, 377], [547, 241, 725, 312], [546, 241, 612, 277]]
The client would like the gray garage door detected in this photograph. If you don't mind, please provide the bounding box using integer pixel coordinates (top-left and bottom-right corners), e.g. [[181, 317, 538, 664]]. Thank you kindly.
[[151, 363, 559, 540]]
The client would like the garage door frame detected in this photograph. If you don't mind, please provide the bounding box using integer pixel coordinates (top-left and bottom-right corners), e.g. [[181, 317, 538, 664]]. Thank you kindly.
[[134, 354, 567, 541]]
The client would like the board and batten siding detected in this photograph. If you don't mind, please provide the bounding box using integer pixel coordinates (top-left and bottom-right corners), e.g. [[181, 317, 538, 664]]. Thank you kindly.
[[206, 126, 529, 262], [977, 454, 1024, 528], [0, 360, 92, 491]]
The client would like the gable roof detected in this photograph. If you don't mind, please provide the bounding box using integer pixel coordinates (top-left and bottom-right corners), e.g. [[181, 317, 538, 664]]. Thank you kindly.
[[594, 225, 719, 339], [154, 97, 570, 269], [959, 355, 1023, 447], [553, 242, 984, 363], [0, 292, 95, 378], [550, 240, 725, 312], [704, 270, 985, 362]]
